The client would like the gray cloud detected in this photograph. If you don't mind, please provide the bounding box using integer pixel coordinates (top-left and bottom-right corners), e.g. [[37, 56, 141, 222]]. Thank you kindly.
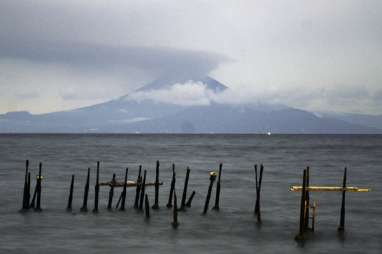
[[0, 41, 226, 80], [0, 0, 381, 114]]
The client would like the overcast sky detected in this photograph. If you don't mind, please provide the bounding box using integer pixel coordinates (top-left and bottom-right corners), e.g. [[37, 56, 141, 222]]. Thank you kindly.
[[0, 0, 381, 114]]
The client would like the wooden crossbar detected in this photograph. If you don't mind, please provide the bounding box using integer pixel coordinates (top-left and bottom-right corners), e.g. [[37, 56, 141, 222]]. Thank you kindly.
[[290, 186, 370, 192], [99, 180, 163, 188]]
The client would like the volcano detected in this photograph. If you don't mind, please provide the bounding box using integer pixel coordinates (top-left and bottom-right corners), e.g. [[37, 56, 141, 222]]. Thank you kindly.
[[0, 76, 380, 133]]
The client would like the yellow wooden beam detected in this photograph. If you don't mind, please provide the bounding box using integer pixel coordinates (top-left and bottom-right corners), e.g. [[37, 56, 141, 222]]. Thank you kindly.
[[290, 186, 370, 192]]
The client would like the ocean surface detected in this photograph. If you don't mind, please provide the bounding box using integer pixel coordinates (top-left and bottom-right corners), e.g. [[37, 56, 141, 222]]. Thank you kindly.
[[0, 134, 381, 254]]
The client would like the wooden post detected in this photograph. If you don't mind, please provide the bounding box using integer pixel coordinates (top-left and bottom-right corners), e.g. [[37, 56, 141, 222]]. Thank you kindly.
[[67, 174, 75, 211], [35, 162, 42, 211], [81, 168, 90, 212], [107, 173, 116, 210], [166, 164, 176, 208], [304, 167, 310, 230], [185, 191, 196, 208], [134, 166, 142, 209], [145, 194, 150, 219], [93, 161, 100, 213], [26, 172, 31, 209], [180, 167, 190, 210], [254, 164, 264, 222], [338, 167, 347, 232], [119, 168, 128, 211], [115, 192, 122, 209], [22, 160, 29, 210], [152, 160, 160, 209], [203, 172, 217, 214], [295, 169, 307, 241], [30, 182, 37, 209], [139, 170, 147, 211], [172, 191, 179, 228], [212, 163, 223, 210]]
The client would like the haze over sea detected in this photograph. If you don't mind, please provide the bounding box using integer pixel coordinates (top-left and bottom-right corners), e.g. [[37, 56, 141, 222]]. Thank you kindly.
[[0, 134, 381, 253]]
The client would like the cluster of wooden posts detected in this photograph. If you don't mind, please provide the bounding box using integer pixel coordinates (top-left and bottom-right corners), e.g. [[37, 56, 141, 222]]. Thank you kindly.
[[292, 167, 370, 241], [20, 160, 264, 229], [20, 160, 368, 241]]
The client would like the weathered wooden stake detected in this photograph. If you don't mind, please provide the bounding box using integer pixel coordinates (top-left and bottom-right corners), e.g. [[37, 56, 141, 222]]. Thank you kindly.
[[115, 192, 122, 209], [338, 167, 347, 232], [304, 166, 310, 230], [254, 164, 264, 222], [186, 191, 196, 208], [134, 166, 142, 209], [152, 160, 160, 209], [67, 174, 75, 211], [166, 164, 176, 208], [172, 191, 179, 228], [212, 163, 223, 210], [26, 172, 31, 209], [295, 169, 307, 241], [145, 194, 150, 219], [139, 170, 147, 211], [119, 168, 128, 211], [180, 167, 190, 210], [22, 160, 29, 210], [30, 182, 37, 208], [93, 161, 100, 213], [81, 168, 90, 212], [34, 162, 42, 211], [203, 172, 217, 215], [107, 173, 116, 210]]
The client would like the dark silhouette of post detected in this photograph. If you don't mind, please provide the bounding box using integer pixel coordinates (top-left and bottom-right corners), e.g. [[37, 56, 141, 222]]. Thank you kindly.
[[107, 173, 116, 210], [22, 160, 29, 210], [304, 166, 310, 230], [120, 168, 128, 211], [145, 194, 150, 219], [134, 166, 142, 209], [139, 170, 147, 211], [35, 162, 42, 211], [67, 174, 75, 211], [203, 172, 217, 214], [212, 163, 223, 210], [81, 168, 91, 212], [180, 167, 190, 210], [30, 182, 37, 208], [338, 167, 347, 232], [185, 191, 196, 208], [26, 172, 31, 209], [152, 160, 160, 209], [93, 161, 100, 213], [166, 164, 176, 208], [295, 169, 307, 241], [254, 164, 264, 223], [172, 191, 179, 228]]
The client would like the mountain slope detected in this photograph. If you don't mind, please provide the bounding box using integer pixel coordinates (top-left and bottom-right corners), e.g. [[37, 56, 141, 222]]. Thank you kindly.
[[0, 76, 380, 133]]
